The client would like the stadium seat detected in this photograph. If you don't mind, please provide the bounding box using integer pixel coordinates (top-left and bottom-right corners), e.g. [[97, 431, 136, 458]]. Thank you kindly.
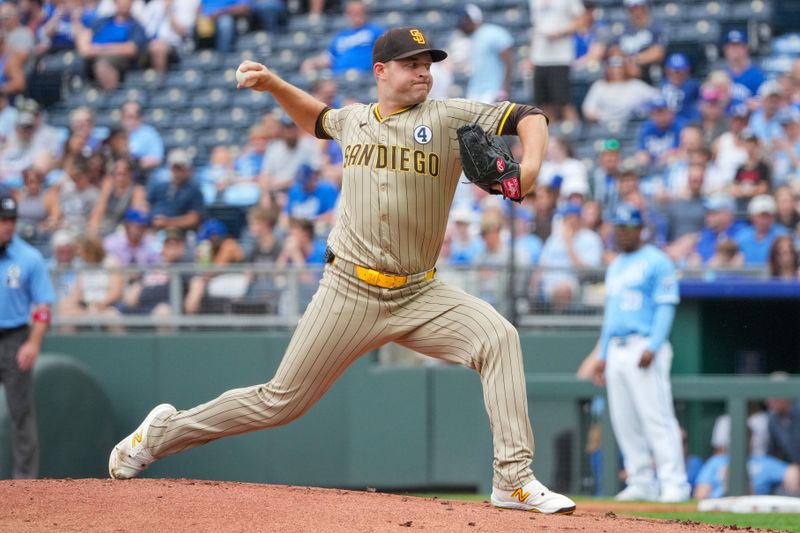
[[213, 106, 252, 129], [231, 88, 275, 110], [190, 88, 232, 109], [107, 88, 148, 109], [144, 107, 173, 129], [162, 128, 195, 150], [180, 50, 223, 70], [123, 69, 165, 91], [165, 68, 206, 91], [172, 106, 212, 129], [150, 87, 190, 109]]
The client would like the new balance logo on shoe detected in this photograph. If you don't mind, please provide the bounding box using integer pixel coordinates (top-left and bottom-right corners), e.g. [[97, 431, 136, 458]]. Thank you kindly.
[[511, 488, 529, 503], [132, 431, 143, 448]]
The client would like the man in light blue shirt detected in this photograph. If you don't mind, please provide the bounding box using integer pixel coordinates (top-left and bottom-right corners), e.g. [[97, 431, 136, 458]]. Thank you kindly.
[[0, 196, 55, 478], [593, 203, 690, 503], [735, 194, 789, 266], [121, 101, 165, 173], [457, 4, 514, 103]]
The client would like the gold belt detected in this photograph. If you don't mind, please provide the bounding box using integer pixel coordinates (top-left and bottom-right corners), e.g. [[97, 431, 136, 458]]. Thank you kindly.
[[330, 255, 435, 289]]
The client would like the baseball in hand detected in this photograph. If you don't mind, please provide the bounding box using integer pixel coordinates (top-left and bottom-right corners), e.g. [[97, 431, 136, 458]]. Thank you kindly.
[[236, 65, 256, 88]]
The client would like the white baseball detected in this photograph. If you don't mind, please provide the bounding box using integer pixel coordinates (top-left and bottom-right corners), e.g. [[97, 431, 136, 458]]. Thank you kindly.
[[236, 66, 256, 88]]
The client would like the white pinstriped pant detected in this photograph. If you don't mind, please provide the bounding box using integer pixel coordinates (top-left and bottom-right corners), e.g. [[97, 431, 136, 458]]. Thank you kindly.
[[146, 261, 535, 490]]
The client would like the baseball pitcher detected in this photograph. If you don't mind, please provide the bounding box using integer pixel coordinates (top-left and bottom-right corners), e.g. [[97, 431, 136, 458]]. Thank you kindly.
[[108, 26, 576, 515]]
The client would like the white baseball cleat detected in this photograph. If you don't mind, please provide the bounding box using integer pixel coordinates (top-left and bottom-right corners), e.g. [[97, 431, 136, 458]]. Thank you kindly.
[[658, 485, 691, 503], [491, 478, 577, 514], [614, 484, 659, 502], [108, 403, 176, 480]]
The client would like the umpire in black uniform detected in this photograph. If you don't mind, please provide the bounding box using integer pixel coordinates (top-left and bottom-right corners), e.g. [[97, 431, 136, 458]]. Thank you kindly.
[[0, 196, 55, 478]]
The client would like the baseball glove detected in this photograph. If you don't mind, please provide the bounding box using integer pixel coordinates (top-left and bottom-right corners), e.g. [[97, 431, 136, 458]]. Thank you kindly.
[[457, 123, 523, 202]]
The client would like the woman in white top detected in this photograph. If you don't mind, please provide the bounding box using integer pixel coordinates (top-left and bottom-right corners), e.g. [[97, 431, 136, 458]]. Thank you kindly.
[[582, 53, 659, 125]]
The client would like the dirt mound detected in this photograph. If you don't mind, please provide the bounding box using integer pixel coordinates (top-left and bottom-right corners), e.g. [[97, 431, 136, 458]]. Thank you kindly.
[[1, 479, 728, 532]]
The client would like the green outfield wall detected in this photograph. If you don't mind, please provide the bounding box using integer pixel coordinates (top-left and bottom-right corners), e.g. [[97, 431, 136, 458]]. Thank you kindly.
[[1, 327, 796, 495]]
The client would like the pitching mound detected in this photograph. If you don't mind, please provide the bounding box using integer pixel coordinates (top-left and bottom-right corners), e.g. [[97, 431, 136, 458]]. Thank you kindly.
[[2, 479, 729, 532]]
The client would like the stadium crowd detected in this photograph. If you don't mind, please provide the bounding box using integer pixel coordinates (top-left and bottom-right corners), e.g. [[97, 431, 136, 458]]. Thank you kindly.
[[0, 0, 799, 320]]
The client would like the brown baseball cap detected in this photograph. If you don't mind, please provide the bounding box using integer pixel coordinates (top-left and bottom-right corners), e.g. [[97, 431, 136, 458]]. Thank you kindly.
[[372, 27, 447, 65]]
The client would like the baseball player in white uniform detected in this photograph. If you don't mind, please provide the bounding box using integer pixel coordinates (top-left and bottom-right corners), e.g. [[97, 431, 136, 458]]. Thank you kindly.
[[593, 203, 690, 502], [108, 27, 576, 515]]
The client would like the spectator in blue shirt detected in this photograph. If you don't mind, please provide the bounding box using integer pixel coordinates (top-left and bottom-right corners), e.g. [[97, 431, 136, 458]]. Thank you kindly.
[[34, 0, 96, 56], [636, 96, 684, 169], [692, 194, 746, 264], [661, 53, 700, 123], [285, 164, 338, 226], [276, 217, 327, 266], [735, 194, 789, 266], [723, 30, 765, 103], [749, 80, 787, 150], [197, 0, 252, 53], [120, 101, 164, 172], [75, 0, 147, 91], [300, 1, 383, 75], [147, 149, 205, 231]]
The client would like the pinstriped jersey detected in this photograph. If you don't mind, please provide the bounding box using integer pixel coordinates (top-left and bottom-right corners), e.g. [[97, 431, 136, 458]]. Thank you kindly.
[[322, 98, 516, 275]]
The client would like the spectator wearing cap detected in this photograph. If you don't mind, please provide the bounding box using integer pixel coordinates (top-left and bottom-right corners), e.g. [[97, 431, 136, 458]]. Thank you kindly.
[[102, 208, 160, 266], [0, 98, 63, 183], [87, 157, 147, 237], [259, 115, 321, 205], [697, 86, 729, 146], [773, 109, 800, 187], [723, 30, 765, 103], [47, 228, 80, 299], [527, 0, 584, 120], [537, 201, 602, 308], [300, 1, 383, 75], [581, 52, 658, 125], [636, 95, 684, 169], [615, 0, 667, 84], [538, 137, 589, 201], [75, 0, 148, 91], [147, 149, 204, 231], [445, 207, 482, 266], [591, 138, 622, 212], [730, 130, 771, 211], [690, 194, 745, 265], [58, 156, 99, 232], [284, 164, 338, 229], [714, 103, 750, 185], [735, 194, 789, 266], [749, 80, 788, 149], [120, 101, 164, 172], [661, 53, 700, 123], [0, 31, 26, 98], [456, 4, 513, 104]]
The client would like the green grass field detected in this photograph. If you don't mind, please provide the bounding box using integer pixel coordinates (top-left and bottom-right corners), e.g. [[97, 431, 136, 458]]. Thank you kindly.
[[407, 493, 800, 532], [627, 511, 800, 532]]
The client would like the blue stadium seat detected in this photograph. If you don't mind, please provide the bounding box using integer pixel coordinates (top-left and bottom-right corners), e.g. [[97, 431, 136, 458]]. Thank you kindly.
[[172, 106, 212, 129], [197, 128, 236, 151], [37, 50, 85, 75], [123, 69, 165, 91], [231, 87, 275, 110], [107, 88, 149, 109], [144, 107, 173, 129], [64, 87, 108, 109], [213, 106, 253, 129], [731, 0, 772, 22], [162, 128, 195, 150], [179, 50, 223, 70], [165, 68, 206, 91], [190, 88, 232, 109], [149, 87, 190, 109]]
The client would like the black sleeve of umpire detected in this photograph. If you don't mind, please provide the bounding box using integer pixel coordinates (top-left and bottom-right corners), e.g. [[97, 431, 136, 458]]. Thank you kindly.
[[499, 104, 550, 136], [314, 106, 334, 140]]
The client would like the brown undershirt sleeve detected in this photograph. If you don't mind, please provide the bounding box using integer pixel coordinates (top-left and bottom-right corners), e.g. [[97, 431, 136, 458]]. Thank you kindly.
[[500, 104, 549, 136]]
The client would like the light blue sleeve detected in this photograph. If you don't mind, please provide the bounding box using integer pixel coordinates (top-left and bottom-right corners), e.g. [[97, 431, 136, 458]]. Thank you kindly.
[[29, 256, 56, 305], [653, 253, 679, 305], [493, 26, 514, 51], [647, 304, 675, 353]]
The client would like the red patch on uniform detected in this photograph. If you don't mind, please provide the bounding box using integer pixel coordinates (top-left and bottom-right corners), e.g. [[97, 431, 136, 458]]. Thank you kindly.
[[496, 158, 505, 173], [502, 177, 521, 199]]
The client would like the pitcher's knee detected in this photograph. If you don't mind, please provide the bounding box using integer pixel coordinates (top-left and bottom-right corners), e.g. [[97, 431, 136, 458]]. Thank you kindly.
[[256, 382, 317, 426]]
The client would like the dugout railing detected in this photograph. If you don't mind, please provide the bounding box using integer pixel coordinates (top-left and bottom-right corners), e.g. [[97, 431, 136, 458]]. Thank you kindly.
[[46, 264, 772, 329], [527, 373, 800, 497]]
